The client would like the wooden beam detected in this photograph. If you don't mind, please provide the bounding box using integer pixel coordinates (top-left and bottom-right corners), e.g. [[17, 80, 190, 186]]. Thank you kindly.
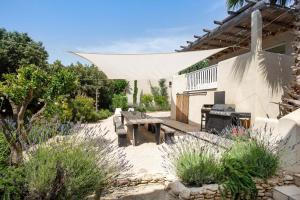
[[263, 18, 293, 29], [180, 1, 270, 51], [211, 38, 238, 46], [194, 35, 202, 39], [203, 29, 212, 33], [235, 25, 251, 30], [223, 32, 245, 38], [180, 46, 187, 49], [245, 0, 257, 4], [186, 41, 193, 44], [228, 11, 238, 15], [214, 20, 223, 25]]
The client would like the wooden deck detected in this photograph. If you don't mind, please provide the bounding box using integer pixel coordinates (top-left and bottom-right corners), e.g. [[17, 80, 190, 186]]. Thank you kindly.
[[159, 117, 200, 133]]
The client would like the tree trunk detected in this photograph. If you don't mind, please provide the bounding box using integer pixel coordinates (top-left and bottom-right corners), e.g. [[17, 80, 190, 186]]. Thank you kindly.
[[10, 141, 23, 165]]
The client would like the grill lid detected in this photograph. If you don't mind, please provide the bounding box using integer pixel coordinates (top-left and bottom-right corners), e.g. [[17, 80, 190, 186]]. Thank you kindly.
[[211, 104, 235, 112]]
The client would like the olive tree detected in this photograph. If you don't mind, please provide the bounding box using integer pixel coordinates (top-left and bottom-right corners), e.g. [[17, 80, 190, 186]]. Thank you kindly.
[[0, 28, 48, 76], [0, 65, 78, 165]]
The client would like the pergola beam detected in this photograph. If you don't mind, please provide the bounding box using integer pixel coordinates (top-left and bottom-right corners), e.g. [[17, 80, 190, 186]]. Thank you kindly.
[[203, 29, 212, 33], [214, 20, 223, 25]]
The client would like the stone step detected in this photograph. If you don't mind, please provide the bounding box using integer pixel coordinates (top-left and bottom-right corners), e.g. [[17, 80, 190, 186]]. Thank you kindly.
[[295, 174, 300, 187], [273, 185, 300, 200]]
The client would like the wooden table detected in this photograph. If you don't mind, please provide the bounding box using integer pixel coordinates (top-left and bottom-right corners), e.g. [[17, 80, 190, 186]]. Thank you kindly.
[[121, 111, 163, 146]]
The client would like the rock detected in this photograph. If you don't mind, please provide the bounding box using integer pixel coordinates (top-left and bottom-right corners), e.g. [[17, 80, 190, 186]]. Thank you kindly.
[[179, 188, 191, 200], [204, 184, 219, 192], [166, 180, 187, 196], [284, 175, 294, 181], [117, 179, 129, 186]]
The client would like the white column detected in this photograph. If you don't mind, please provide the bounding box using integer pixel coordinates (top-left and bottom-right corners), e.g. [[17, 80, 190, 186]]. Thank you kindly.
[[251, 10, 263, 53]]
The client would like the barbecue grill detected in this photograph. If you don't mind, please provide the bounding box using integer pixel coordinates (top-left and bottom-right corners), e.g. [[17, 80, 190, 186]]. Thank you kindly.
[[205, 104, 251, 134]]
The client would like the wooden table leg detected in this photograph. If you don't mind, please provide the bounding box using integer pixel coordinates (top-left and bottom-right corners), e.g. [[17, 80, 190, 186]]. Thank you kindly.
[[133, 124, 138, 146], [155, 123, 161, 145]]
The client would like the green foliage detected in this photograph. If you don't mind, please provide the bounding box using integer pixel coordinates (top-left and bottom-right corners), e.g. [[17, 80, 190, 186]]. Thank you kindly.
[[140, 94, 154, 108], [0, 65, 47, 104], [149, 79, 170, 111], [176, 151, 221, 186], [226, 0, 292, 10], [0, 133, 9, 167], [112, 94, 128, 110], [0, 64, 78, 105], [72, 95, 98, 122], [0, 166, 27, 199], [24, 140, 105, 199], [159, 79, 168, 97], [0, 28, 48, 76], [44, 97, 73, 122], [221, 155, 257, 199], [224, 139, 279, 179], [178, 59, 209, 75], [96, 109, 112, 120], [153, 95, 169, 110], [220, 138, 279, 199], [112, 80, 130, 94], [133, 80, 138, 105], [45, 67, 78, 100], [0, 133, 27, 199]]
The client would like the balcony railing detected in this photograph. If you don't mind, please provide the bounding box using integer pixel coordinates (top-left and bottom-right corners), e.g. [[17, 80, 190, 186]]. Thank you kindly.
[[186, 64, 218, 91]]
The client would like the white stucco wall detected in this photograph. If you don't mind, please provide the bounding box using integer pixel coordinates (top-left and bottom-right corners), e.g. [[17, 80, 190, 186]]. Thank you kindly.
[[171, 51, 293, 125], [127, 78, 172, 105]]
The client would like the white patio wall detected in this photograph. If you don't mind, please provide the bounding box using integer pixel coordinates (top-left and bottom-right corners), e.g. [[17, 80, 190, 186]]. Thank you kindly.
[[171, 50, 293, 125]]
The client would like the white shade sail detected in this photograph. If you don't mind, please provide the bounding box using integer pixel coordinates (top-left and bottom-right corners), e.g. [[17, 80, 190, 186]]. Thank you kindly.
[[72, 48, 226, 80]]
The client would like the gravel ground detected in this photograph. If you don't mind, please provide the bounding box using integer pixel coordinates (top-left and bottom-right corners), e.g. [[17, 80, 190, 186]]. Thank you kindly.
[[83, 111, 172, 177]]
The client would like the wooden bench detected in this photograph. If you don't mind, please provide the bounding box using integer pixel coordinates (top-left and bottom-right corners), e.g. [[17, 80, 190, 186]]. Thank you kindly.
[[161, 125, 175, 143], [113, 116, 127, 147]]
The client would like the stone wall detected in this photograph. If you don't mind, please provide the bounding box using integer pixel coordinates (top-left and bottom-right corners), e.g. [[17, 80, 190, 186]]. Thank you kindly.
[[166, 172, 295, 200], [112, 174, 167, 188]]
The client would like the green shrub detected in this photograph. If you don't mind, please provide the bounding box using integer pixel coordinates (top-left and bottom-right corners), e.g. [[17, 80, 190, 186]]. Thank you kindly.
[[24, 125, 129, 199], [0, 166, 27, 199], [153, 95, 170, 110], [225, 139, 279, 179], [44, 97, 73, 122], [72, 95, 97, 122], [140, 94, 153, 108], [25, 139, 104, 199], [112, 94, 128, 110], [176, 151, 221, 186], [163, 136, 222, 187], [0, 133, 27, 199], [0, 133, 10, 167], [97, 109, 112, 120], [220, 138, 279, 199], [178, 59, 209, 75]]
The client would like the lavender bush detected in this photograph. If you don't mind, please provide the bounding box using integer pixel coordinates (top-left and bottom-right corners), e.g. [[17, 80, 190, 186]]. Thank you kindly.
[[24, 124, 130, 200]]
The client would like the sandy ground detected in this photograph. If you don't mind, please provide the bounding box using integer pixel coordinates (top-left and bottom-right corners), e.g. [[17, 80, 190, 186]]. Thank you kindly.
[[82, 111, 171, 177]]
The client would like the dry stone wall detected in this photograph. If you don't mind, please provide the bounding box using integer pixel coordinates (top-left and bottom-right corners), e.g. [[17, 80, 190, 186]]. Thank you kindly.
[[165, 172, 295, 200]]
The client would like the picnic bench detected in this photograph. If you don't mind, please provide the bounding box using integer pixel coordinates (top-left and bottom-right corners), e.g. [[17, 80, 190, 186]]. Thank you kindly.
[[161, 125, 175, 143], [121, 111, 163, 146], [113, 116, 127, 147]]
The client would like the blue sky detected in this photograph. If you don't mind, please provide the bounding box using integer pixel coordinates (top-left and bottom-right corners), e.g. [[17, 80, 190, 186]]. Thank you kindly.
[[1, 0, 228, 65]]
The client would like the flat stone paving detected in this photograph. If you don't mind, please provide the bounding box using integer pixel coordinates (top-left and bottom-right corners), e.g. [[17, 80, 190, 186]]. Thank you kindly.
[[273, 185, 300, 200]]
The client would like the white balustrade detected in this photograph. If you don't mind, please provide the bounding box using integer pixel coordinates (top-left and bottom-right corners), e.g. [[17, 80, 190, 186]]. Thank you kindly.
[[186, 64, 218, 91]]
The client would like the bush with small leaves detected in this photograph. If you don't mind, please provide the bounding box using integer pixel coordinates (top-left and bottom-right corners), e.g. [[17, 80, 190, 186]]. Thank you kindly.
[[112, 94, 128, 110], [24, 125, 130, 200], [162, 136, 223, 186]]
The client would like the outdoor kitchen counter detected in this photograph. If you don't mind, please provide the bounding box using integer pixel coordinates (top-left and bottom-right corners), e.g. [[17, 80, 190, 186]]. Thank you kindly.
[[121, 111, 163, 146]]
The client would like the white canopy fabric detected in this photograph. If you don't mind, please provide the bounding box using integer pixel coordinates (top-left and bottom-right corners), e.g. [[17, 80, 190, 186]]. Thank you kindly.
[[72, 48, 226, 80]]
